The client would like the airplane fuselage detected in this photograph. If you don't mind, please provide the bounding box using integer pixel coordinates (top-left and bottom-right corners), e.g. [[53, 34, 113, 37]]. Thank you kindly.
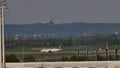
[[40, 48, 62, 53]]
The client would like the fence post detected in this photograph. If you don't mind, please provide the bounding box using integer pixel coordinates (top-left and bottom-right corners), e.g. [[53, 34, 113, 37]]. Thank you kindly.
[[77, 49, 79, 61], [96, 50, 98, 61], [86, 48, 88, 61], [114, 48, 118, 60], [105, 49, 109, 60]]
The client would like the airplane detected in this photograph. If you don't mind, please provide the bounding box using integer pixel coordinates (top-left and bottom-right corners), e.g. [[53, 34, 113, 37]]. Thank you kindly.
[[46, 17, 55, 24], [40, 46, 62, 53]]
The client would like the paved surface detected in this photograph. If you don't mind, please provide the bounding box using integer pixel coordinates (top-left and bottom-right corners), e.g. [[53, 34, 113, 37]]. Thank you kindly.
[[6, 61, 120, 68], [6, 50, 120, 54]]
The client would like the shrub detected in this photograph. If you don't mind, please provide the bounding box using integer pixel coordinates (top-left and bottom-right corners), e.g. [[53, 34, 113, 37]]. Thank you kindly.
[[24, 55, 36, 62], [6, 54, 19, 62]]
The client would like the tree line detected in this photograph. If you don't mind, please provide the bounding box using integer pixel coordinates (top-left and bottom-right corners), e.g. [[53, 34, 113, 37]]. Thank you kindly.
[[5, 33, 120, 48]]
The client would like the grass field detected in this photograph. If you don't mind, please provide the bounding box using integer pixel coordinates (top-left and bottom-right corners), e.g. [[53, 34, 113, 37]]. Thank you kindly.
[[6, 45, 120, 52], [5, 45, 120, 62]]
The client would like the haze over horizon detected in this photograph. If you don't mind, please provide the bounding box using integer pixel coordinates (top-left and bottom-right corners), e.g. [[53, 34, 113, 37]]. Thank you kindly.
[[4, 0, 120, 24]]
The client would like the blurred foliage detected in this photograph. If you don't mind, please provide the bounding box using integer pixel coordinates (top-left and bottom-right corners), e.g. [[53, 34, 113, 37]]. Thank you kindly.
[[6, 33, 120, 48], [24, 55, 36, 62], [6, 54, 19, 62]]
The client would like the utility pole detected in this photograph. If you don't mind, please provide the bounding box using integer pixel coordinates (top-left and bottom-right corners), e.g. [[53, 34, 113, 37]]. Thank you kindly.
[[0, 10, 2, 68], [0, 0, 7, 68]]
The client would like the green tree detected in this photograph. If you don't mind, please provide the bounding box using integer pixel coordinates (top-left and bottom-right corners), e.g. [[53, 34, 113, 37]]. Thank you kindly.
[[78, 56, 86, 61], [60, 56, 69, 61], [6, 54, 19, 62], [24, 55, 36, 62], [70, 56, 78, 61], [97, 55, 106, 61], [70, 56, 86, 61]]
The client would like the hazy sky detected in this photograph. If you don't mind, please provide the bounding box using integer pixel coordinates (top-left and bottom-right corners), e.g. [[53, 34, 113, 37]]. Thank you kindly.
[[4, 0, 120, 24]]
